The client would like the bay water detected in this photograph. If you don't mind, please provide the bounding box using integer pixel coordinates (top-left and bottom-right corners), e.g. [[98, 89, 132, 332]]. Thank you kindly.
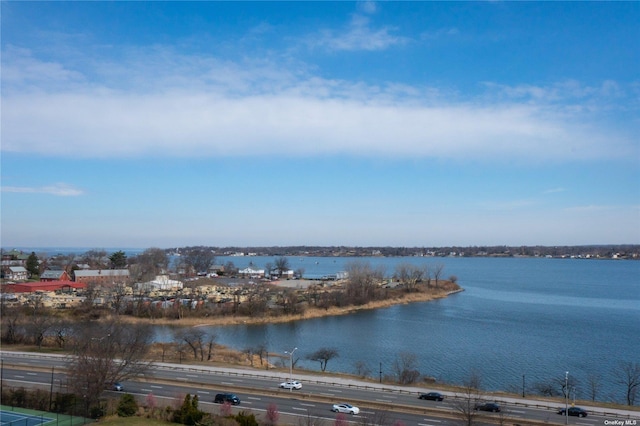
[[167, 256, 639, 404]]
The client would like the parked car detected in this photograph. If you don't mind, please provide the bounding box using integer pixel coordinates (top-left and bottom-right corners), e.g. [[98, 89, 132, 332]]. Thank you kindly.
[[280, 380, 302, 390], [558, 407, 588, 417], [331, 403, 360, 414], [419, 392, 444, 401], [474, 402, 501, 412], [112, 382, 123, 391], [214, 393, 240, 405]]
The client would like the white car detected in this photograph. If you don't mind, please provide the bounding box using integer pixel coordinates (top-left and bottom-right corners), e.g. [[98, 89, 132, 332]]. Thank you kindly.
[[279, 380, 302, 390], [332, 403, 360, 414]]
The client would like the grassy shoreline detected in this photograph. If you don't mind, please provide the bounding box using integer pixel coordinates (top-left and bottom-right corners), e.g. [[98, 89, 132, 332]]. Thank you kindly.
[[118, 284, 462, 328]]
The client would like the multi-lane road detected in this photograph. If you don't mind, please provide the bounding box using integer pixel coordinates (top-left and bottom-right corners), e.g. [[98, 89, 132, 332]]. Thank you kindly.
[[1, 351, 637, 425]]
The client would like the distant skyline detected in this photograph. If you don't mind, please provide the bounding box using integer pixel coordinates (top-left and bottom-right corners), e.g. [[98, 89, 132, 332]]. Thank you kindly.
[[2, 2, 639, 248]]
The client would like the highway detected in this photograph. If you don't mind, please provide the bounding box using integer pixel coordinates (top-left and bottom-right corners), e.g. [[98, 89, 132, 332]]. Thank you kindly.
[[1, 351, 638, 425]]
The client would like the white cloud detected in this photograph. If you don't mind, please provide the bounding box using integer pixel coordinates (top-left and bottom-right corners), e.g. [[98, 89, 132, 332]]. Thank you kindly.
[[2, 183, 84, 196], [1, 48, 636, 163], [310, 13, 409, 52]]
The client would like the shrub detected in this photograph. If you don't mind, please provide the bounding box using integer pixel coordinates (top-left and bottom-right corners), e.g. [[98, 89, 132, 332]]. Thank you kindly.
[[117, 393, 138, 417]]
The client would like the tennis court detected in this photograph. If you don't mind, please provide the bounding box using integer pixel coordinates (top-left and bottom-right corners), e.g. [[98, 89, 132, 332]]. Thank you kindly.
[[0, 410, 54, 426]]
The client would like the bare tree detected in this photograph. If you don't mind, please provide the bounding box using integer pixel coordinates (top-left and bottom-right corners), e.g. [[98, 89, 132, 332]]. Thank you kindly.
[[392, 351, 420, 384], [344, 261, 385, 305], [174, 328, 207, 361], [307, 348, 339, 372], [615, 361, 640, 405], [354, 361, 371, 378], [394, 263, 426, 292], [586, 373, 602, 402], [82, 249, 108, 269], [274, 256, 290, 276], [66, 319, 153, 410], [129, 247, 169, 282], [454, 371, 484, 426], [182, 247, 216, 275], [432, 263, 445, 288]]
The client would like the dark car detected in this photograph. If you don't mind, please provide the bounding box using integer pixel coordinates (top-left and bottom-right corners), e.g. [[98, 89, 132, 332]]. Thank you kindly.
[[214, 393, 240, 405], [558, 407, 587, 417], [474, 402, 501, 412], [419, 392, 444, 401]]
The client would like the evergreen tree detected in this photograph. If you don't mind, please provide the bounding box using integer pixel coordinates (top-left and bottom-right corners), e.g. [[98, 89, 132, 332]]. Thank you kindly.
[[26, 252, 39, 277], [116, 393, 138, 417], [109, 250, 128, 269]]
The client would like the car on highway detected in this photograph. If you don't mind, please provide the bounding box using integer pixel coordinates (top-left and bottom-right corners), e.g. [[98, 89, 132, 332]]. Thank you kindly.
[[280, 380, 302, 390], [214, 393, 240, 405], [419, 392, 444, 401], [474, 402, 501, 412], [331, 403, 360, 414], [558, 407, 588, 417], [112, 382, 123, 391]]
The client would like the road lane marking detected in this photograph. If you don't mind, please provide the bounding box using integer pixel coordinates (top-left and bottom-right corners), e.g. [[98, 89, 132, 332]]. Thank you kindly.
[[186, 374, 198, 378], [299, 403, 316, 407], [197, 391, 210, 394], [150, 385, 163, 389], [292, 407, 308, 412], [221, 382, 234, 386], [509, 409, 526, 414], [247, 396, 262, 401], [423, 420, 441, 423], [375, 398, 394, 403]]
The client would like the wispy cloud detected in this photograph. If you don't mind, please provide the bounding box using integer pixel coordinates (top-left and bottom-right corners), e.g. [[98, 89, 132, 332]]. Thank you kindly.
[[309, 13, 409, 52], [2, 183, 84, 196]]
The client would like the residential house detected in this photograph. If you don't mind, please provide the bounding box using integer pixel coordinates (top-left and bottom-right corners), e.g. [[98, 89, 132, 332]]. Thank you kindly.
[[40, 269, 71, 282]]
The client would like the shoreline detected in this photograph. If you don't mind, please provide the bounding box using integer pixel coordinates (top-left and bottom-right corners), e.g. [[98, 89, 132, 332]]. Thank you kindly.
[[120, 283, 462, 328]]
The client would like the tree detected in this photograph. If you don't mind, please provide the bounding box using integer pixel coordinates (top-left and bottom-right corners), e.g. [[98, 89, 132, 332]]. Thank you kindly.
[[66, 319, 153, 411], [394, 263, 425, 292], [392, 351, 420, 384], [183, 247, 216, 275], [109, 251, 128, 269], [274, 257, 290, 276], [432, 263, 445, 288], [454, 371, 484, 426], [615, 361, 640, 405], [344, 261, 385, 305], [26, 252, 40, 276], [265, 403, 279, 426], [307, 348, 339, 372], [82, 249, 108, 269], [129, 248, 169, 282]]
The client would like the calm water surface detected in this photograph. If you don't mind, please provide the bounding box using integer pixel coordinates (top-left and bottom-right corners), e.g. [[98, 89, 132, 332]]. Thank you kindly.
[[158, 256, 640, 403]]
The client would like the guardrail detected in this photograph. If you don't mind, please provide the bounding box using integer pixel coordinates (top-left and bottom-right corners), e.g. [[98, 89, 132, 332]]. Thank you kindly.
[[2, 351, 638, 421]]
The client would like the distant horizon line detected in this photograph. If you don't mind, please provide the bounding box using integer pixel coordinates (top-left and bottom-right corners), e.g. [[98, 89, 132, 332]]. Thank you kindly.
[[3, 243, 639, 251]]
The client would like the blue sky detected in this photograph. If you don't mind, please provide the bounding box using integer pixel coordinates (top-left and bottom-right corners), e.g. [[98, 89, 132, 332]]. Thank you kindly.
[[1, 1, 639, 248]]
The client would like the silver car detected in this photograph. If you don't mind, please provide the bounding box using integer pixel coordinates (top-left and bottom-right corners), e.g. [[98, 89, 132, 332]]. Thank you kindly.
[[331, 403, 360, 414]]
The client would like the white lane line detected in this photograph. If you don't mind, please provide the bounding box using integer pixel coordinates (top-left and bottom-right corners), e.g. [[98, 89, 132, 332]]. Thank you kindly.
[[150, 385, 163, 389], [423, 420, 441, 423], [247, 396, 262, 401], [221, 382, 234, 386], [292, 407, 308, 412], [197, 391, 210, 395], [299, 403, 316, 407], [186, 374, 198, 378], [375, 398, 394, 403]]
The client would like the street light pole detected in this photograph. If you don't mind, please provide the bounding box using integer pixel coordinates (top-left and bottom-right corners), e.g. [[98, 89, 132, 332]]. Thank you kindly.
[[565, 371, 569, 425], [284, 347, 297, 392]]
